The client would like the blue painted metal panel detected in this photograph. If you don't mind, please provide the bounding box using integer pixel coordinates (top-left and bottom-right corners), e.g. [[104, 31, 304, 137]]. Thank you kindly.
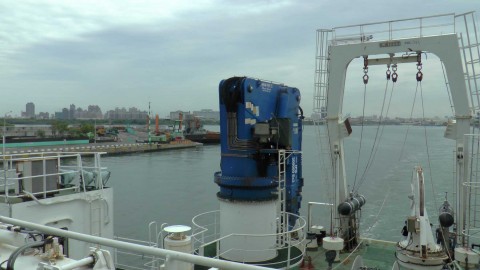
[[215, 77, 304, 223]]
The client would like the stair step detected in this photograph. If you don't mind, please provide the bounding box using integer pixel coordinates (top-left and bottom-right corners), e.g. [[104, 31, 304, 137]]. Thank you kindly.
[[467, 59, 480, 65]]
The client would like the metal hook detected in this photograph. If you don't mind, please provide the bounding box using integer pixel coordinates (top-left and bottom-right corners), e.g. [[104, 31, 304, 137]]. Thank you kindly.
[[363, 56, 368, 69], [416, 71, 423, 82], [363, 74, 369, 84], [392, 73, 398, 83]]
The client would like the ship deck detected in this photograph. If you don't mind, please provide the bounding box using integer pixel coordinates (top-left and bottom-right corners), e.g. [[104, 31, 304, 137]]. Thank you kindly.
[[300, 238, 398, 269], [195, 238, 398, 269]]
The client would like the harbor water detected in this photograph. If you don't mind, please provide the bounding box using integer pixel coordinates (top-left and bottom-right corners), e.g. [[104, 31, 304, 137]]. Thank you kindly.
[[103, 124, 456, 243]]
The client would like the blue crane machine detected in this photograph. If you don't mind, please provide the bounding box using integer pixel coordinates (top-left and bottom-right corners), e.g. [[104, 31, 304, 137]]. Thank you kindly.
[[215, 77, 304, 227]]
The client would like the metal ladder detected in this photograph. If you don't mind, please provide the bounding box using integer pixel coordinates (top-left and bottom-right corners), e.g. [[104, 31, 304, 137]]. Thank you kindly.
[[314, 29, 336, 229], [314, 29, 333, 162], [314, 29, 332, 118], [463, 134, 480, 239], [456, 12, 480, 113], [276, 150, 302, 246], [277, 149, 287, 246], [455, 12, 480, 243]]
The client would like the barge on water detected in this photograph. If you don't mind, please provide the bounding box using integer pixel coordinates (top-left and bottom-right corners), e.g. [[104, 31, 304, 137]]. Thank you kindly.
[[183, 115, 220, 144]]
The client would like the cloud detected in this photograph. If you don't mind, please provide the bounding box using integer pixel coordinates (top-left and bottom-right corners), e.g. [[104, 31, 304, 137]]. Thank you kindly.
[[0, 0, 478, 117]]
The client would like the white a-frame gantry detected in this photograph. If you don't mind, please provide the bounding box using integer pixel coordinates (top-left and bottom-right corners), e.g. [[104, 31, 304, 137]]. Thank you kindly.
[[315, 13, 477, 248]]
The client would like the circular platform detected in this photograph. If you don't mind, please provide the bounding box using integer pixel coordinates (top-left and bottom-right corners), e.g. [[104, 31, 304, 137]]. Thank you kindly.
[[196, 244, 304, 269], [164, 225, 191, 233]]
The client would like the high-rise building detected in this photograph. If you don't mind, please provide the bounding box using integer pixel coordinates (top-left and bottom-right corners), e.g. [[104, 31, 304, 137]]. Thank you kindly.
[[73, 105, 103, 119], [69, 104, 76, 119], [170, 110, 191, 120], [104, 107, 147, 120], [192, 109, 220, 121], [87, 105, 103, 119], [26, 102, 35, 118], [62, 108, 69, 119], [37, 112, 50, 119]]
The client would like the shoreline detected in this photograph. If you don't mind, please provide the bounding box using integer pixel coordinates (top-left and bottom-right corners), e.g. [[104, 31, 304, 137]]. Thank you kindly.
[[0, 140, 203, 157]]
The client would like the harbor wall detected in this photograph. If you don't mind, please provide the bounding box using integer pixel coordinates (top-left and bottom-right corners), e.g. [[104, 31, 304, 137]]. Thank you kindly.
[[0, 140, 201, 156], [3, 140, 89, 148]]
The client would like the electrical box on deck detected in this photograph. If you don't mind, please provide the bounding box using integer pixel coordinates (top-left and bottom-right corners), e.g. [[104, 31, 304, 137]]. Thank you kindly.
[[16, 159, 58, 194]]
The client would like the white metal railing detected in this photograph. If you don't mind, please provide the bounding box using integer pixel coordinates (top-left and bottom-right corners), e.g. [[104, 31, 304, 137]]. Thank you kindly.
[[114, 236, 166, 270], [306, 201, 334, 234], [147, 221, 169, 249], [463, 179, 480, 235], [462, 181, 480, 249], [455, 12, 480, 113], [0, 216, 271, 270], [113, 221, 190, 270], [215, 234, 304, 268], [0, 152, 109, 202], [191, 210, 306, 268], [191, 210, 220, 255], [328, 13, 455, 45], [463, 133, 480, 248]]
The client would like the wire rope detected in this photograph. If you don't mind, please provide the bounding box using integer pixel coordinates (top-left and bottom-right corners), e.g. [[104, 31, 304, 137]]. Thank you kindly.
[[419, 81, 435, 194], [355, 79, 391, 191], [419, 81, 439, 214], [352, 84, 368, 190], [363, 81, 397, 182], [399, 80, 420, 161], [440, 61, 455, 115]]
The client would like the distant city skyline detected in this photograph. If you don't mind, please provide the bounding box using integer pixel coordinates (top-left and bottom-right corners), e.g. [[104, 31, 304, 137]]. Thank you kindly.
[[7, 102, 188, 119], [8, 102, 223, 121], [4, 101, 455, 121]]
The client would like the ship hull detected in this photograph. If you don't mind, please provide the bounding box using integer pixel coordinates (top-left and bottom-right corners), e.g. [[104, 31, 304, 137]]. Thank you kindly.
[[184, 132, 220, 144]]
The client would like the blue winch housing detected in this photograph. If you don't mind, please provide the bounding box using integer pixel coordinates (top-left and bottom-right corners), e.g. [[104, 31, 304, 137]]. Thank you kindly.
[[215, 76, 304, 220]]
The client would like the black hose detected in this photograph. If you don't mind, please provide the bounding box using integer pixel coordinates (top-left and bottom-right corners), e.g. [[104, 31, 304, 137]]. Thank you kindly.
[[6, 240, 45, 270], [0, 260, 7, 270], [6, 226, 41, 235]]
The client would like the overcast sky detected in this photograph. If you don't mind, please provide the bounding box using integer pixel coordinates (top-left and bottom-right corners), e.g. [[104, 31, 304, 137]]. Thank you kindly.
[[0, 0, 478, 118]]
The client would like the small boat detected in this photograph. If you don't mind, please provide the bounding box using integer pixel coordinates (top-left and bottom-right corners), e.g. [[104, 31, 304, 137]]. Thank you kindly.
[[183, 115, 220, 144], [184, 130, 220, 144]]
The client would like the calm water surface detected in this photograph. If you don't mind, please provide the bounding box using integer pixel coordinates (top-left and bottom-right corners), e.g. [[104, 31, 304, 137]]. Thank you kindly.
[[103, 124, 455, 242]]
